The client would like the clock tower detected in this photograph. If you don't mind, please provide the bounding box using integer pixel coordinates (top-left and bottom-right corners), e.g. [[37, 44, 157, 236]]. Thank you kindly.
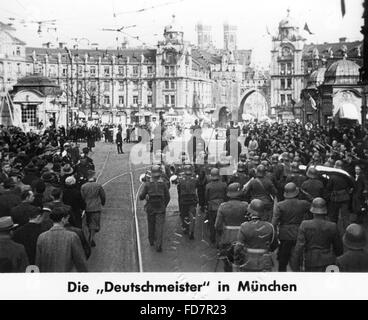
[[270, 9, 306, 121]]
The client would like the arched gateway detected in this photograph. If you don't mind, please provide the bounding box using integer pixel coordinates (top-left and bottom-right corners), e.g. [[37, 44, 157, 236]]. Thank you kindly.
[[238, 89, 269, 121]]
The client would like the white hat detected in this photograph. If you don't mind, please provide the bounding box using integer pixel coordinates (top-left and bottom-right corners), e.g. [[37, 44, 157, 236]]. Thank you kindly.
[[65, 176, 76, 186]]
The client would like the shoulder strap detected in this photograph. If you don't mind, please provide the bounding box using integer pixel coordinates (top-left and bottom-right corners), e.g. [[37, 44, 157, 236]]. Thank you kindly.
[[255, 178, 274, 201]]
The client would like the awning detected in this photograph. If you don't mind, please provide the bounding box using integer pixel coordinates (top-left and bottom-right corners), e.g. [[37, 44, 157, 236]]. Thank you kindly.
[[334, 103, 360, 122], [78, 111, 86, 118]]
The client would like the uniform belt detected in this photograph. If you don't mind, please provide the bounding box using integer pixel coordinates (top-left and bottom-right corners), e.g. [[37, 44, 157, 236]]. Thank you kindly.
[[246, 248, 268, 254], [224, 226, 240, 230]]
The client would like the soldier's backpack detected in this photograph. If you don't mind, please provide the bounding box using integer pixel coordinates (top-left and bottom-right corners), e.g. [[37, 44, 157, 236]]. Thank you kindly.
[[179, 176, 197, 205], [147, 181, 165, 211]]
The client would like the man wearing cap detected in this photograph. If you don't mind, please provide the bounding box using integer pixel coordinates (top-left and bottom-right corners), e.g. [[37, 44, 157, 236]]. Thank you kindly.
[[215, 183, 249, 271], [177, 165, 198, 239], [12, 206, 43, 265], [0, 216, 29, 272], [81, 170, 106, 248], [291, 198, 343, 272], [41, 172, 57, 203], [300, 167, 325, 202], [63, 176, 86, 229], [205, 168, 227, 244], [272, 183, 311, 271], [234, 199, 277, 272], [336, 224, 368, 272], [139, 165, 170, 252], [81, 147, 95, 171], [35, 207, 88, 272], [11, 190, 36, 227], [243, 165, 277, 222]]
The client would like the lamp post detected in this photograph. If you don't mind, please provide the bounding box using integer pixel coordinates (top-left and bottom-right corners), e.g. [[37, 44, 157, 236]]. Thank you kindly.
[[361, 0, 368, 132]]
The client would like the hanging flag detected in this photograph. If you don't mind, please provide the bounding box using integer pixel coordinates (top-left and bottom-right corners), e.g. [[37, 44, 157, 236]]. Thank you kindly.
[[309, 94, 317, 110], [304, 23, 314, 35], [341, 0, 346, 17]]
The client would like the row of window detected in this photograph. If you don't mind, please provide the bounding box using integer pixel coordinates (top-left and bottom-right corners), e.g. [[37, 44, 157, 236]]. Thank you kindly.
[[280, 94, 293, 106], [60, 65, 155, 77], [280, 78, 292, 90], [101, 95, 153, 105], [280, 62, 293, 75]]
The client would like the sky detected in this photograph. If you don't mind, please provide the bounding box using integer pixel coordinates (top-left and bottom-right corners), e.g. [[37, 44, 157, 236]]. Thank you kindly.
[[0, 0, 364, 67]]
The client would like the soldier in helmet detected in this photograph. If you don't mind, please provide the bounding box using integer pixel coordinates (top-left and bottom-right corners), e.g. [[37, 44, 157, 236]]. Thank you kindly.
[[205, 168, 227, 244], [300, 167, 325, 202], [139, 164, 170, 252], [177, 164, 198, 239], [336, 224, 368, 272], [272, 183, 311, 271], [234, 199, 278, 272], [228, 162, 250, 192], [243, 165, 277, 222], [291, 198, 343, 272], [326, 160, 354, 236], [269, 154, 284, 200], [285, 162, 307, 188], [215, 183, 249, 271]]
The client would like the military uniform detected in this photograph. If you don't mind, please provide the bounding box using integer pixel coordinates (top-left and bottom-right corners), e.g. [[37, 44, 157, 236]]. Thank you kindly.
[[235, 220, 277, 272], [205, 175, 227, 243], [272, 198, 311, 271], [291, 218, 343, 271], [177, 173, 198, 238], [300, 178, 325, 201], [139, 176, 170, 251]]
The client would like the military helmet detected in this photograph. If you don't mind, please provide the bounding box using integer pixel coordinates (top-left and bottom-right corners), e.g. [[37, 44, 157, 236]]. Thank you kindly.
[[310, 197, 327, 215], [306, 166, 318, 179], [283, 182, 299, 199], [334, 160, 343, 169], [343, 224, 367, 250], [247, 199, 265, 218], [227, 183, 242, 199], [253, 156, 260, 164], [151, 165, 162, 178], [210, 168, 220, 180], [290, 162, 299, 173], [184, 165, 192, 175], [239, 153, 247, 162], [237, 162, 246, 173], [256, 164, 266, 178]]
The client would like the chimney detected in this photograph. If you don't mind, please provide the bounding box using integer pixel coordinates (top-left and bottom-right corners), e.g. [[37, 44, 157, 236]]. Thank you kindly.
[[339, 37, 347, 43]]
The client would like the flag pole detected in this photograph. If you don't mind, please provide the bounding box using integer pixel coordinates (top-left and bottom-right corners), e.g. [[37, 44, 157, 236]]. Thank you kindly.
[[361, 0, 368, 132]]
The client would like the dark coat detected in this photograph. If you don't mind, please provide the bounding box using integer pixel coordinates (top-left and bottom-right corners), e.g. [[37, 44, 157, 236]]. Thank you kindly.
[[336, 250, 368, 272], [292, 218, 343, 270], [301, 178, 325, 201], [0, 235, 29, 272], [272, 198, 311, 241], [0, 191, 21, 218], [11, 202, 37, 227], [139, 179, 170, 214], [12, 222, 43, 265], [63, 186, 86, 228], [205, 180, 227, 211]]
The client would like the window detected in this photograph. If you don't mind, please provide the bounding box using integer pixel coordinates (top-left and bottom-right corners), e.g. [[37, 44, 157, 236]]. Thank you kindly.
[[78, 65, 83, 76], [280, 79, 285, 89], [17, 63, 21, 74], [170, 81, 175, 89], [170, 95, 175, 107], [170, 66, 175, 76], [91, 95, 96, 104], [104, 95, 110, 105], [147, 81, 152, 90], [104, 67, 110, 76], [90, 81, 97, 90], [147, 66, 153, 74], [119, 81, 124, 91], [133, 81, 138, 90], [62, 67, 67, 77], [287, 78, 292, 89], [147, 95, 152, 105], [287, 94, 292, 106], [133, 96, 138, 104], [118, 66, 124, 75], [186, 80, 188, 90], [165, 95, 169, 105], [165, 66, 169, 76], [287, 63, 292, 75], [280, 94, 285, 106], [165, 81, 169, 89], [21, 105, 37, 127], [133, 66, 138, 76], [16, 47, 21, 56], [90, 66, 96, 76], [104, 81, 110, 92], [118, 96, 124, 105]]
